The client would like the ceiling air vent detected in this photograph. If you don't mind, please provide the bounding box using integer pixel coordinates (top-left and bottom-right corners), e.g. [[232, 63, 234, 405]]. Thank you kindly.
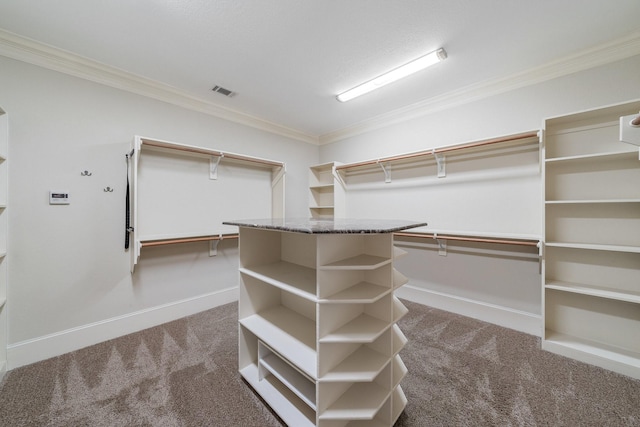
[[212, 85, 235, 97]]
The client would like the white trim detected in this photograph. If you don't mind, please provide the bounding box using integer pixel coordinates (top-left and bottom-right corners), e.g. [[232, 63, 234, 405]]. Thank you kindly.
[[0, 29, 317, 145], [396, 284, 542, 337], [6, 287, 238, 370], [1, 28, 639, 147], [320, 31, 640, 144]]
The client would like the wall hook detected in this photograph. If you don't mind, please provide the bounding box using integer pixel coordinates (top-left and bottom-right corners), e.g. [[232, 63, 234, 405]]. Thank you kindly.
[[81, 170, 92, 176], [104, 187, 114, 192]]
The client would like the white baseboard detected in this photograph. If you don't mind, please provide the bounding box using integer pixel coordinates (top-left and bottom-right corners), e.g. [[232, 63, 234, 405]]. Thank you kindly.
[[396, 284, 542, 337], [7, 287, 238, 371]]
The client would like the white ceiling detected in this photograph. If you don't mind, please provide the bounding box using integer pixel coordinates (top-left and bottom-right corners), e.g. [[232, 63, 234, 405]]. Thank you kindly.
[[0, 0, 639, 143]]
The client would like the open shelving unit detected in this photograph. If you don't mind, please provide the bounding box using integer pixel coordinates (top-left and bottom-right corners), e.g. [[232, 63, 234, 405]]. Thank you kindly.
[[235, 222, 416, 426], [0, 107, 7, 379], [128, 136, 285, 271], [309, 162, 343, 219], [541, 99, 640, 380]]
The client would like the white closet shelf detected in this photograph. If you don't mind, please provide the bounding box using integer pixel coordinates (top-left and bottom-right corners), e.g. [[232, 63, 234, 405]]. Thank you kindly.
[[392, 325, 408, 355], [240, 307, 317, 378], [543, 331, 640, 368], [335, 130, 539, 173], [319, 313, 390, 343], [391, 387, 408, 424], [0, 251, 6, 259], [545, 281, 640, 304], [545, 150, 637, 163], [320, 345, 390, 382], [240, 262, 316, 300], [321, 254, 391, 270], [545, 199, 640, 204], [319, 382, 389, 421], [310, 184, 334, 190], [393, 246, 408, 259], [319, 281, 390, 304], [392, 355, 408, 388], [393, 269, 409, 289], [259, 351, 316, 410], [545, 242, 640, 253], [139, 136, 284, 168], [310, 206, 335, 210], [240, 363, 316, 427], [392, 297, 409, 323]]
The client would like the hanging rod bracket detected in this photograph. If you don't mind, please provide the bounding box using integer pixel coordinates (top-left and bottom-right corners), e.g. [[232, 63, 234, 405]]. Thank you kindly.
[[433, 150, 446, 178], [210, 155, 223, 180], [377, 161, 391, 183], [210, 234, 222, 256], [434, 233, 447, 256]]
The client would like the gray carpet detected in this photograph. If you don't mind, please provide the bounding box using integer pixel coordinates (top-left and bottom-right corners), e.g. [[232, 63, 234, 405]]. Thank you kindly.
[[1, 300, 639, 426]]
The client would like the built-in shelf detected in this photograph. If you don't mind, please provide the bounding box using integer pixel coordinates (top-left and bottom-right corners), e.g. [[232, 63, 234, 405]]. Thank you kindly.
[[129, 135, 285, 271], [542, 99, 640, 380], [545, 199, 640, 204], [321, 254, 391, 270], [545, 280, 640, 304], [319, 313, 390, 343], [543, 331, 640, 369], [240, 306, 317, 378], [545, 242, 640, 254], [241, 262, 316, 300], [319, 381, 389, 421], [319, 282, 390, 304], [545, 149, 637, 163], [236, 223, 414, 425], [0, 107, 8, 381], [320, 345, 389, 382]]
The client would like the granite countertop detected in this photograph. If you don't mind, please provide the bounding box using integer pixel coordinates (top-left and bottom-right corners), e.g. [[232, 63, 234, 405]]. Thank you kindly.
[[222, 218, 428, 234]]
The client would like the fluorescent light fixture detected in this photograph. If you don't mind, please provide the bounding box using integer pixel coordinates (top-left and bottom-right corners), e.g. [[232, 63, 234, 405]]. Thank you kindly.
[[336, 48, 447, 102]]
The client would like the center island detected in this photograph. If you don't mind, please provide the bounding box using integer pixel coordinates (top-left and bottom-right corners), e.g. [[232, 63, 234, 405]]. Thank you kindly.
[[222, 218, 427, 427]]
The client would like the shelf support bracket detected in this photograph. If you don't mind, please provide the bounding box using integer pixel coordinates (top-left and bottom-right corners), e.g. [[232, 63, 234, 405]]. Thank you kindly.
[[209, 235, 222, 256], [433, 150, 446, 178], [377, 161, 391, 183], [210, 155, 223, 180], [434, 233, 447, 256]]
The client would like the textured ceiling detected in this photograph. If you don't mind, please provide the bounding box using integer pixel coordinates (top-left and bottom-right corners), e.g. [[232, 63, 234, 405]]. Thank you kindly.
[[0, 0, 639, 141]]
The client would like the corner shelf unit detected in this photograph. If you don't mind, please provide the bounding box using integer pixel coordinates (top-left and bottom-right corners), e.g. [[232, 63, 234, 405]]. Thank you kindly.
[[541, 100, 640, 380], [235, 223, 416, 426], [309, 162, 338, 219], [0, 107, 7, 379]]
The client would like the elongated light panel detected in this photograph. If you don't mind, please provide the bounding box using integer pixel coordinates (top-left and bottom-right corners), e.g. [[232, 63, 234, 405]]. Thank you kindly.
[[337, 48, 447, 102]]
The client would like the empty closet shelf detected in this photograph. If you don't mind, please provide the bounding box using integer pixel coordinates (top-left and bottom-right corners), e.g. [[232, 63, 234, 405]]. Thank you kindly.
[[240, 306, 317, 378]]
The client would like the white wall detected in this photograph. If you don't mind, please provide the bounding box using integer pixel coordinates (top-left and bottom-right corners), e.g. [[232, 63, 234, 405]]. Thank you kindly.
[[0, 56, 318, 368], [319, 55, 640, 335]]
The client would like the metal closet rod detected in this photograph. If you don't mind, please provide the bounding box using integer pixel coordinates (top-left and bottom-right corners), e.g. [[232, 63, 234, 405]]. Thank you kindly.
[[335, 131, 539, 171], [141, 233, 239, 247], [394, 232, 539, 247], [141, 139, 284, 168]]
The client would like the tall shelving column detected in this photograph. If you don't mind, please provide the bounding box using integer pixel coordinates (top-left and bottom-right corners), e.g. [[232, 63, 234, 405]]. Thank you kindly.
[[0, 107, 8, 379], [309, 163, 336, 219], [542, 100, 640, 380], [231, 219, 423, 426]]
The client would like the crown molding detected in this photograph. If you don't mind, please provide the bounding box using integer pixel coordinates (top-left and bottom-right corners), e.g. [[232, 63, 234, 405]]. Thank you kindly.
[[0, 29, 319, 145], [319, 31, 640, 145]]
